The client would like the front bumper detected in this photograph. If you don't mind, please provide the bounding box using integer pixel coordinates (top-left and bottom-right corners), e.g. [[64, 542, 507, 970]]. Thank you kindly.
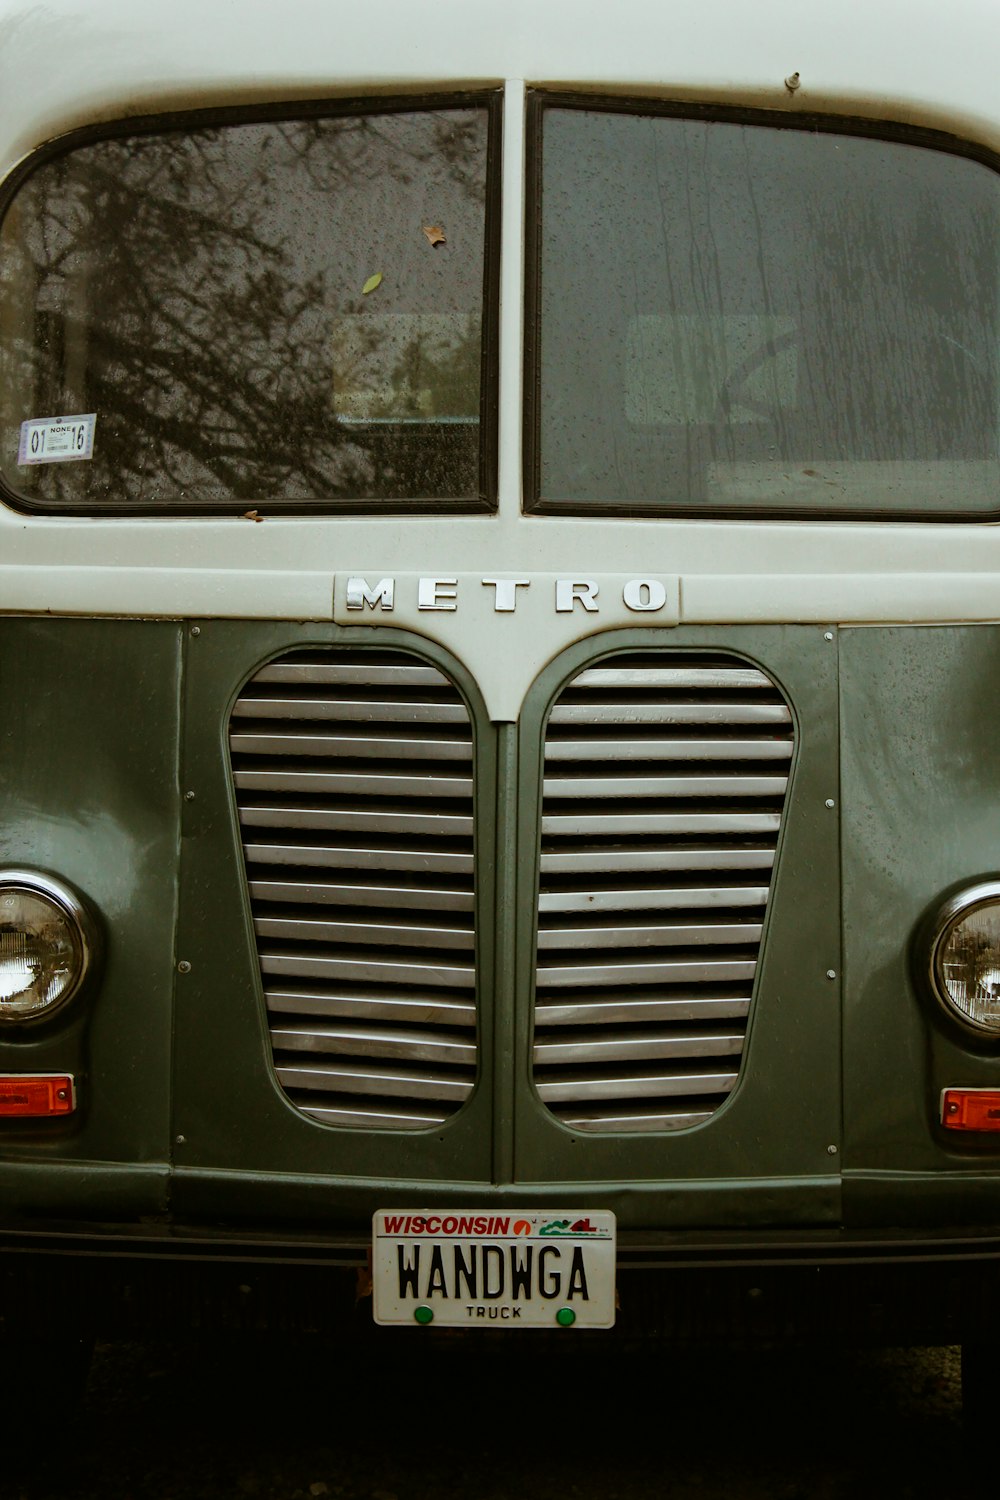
[[4, 1219, 1000, 1346]]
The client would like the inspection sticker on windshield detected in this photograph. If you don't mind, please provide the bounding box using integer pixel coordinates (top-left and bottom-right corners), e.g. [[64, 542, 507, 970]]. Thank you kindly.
[[18, 413, 96, 465], [372, 1210, 616, 1328]]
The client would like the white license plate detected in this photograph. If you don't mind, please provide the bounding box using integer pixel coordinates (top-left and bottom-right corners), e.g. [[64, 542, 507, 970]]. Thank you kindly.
[[372, 1209, 616, 1328]]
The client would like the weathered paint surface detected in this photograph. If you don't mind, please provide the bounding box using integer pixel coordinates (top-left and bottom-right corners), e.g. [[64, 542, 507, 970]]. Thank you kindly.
[[0, 617, 995, 1237]]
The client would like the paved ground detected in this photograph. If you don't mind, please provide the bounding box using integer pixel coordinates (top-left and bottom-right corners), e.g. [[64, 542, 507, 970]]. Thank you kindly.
[[5, 1340, 969, 1500]]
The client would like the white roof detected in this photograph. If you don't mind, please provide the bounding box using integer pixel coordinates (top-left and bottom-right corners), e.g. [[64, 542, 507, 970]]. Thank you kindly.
[[4, 0, 1000, 664], [2, 0, 1000, 179]]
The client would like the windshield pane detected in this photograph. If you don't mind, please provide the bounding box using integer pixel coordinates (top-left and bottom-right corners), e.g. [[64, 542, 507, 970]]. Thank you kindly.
[[534, 106, 1000, 518], [0, 103, 493, 512]]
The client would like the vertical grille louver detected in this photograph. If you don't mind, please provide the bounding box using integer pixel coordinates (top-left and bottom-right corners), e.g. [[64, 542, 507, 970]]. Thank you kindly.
[[230, 650, 477, 1129], [533, 654, 793, 1133]]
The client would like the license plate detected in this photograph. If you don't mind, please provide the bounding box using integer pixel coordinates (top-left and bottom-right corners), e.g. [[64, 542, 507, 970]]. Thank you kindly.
[[372, 1209, 616, 1328]]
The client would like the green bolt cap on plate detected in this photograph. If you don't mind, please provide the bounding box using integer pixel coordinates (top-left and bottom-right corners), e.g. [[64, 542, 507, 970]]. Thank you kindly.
[[556, 1307, 576, 1327], [414, 1305, 434, 1325]]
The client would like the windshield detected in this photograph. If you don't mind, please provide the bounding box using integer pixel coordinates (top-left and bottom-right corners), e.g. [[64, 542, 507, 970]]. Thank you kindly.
[[531, 103, 1000, 519], [0, 100, 496, 513]]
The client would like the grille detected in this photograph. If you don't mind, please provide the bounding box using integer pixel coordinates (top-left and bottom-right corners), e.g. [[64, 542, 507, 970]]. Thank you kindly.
[[229, 650, 477, 1129], [533, 653, 793, 1133]]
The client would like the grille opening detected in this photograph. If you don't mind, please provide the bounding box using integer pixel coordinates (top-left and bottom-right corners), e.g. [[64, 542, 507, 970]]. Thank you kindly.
[[231, 649, 477, 1130], [534, 652, 792, 1134]]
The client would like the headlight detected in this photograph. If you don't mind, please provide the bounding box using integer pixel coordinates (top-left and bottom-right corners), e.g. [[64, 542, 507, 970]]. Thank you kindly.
[[929, 880, 1000, 1035], [0, 872, 95, 1024]]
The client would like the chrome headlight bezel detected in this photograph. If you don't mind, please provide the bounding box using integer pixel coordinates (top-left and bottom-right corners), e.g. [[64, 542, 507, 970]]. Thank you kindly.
[[928, 879, 1000, 1037], [0, 870, 97, 1027]]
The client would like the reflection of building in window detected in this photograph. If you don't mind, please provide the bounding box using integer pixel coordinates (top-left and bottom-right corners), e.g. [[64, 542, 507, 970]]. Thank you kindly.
[[536, 107, 1000, 515], [0, 105, 492, 507], [944, 919, 1000, 1024], [626, 314, 797, 426], [331, 313, 481, 423]]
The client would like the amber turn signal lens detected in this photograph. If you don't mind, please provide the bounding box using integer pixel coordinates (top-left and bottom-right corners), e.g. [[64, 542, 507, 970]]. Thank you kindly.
[[0, 1073, 75, 1117], [941, 1088, 1000, 1131]]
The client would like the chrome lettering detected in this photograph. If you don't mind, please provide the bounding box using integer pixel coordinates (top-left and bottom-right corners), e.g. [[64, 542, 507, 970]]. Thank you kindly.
[[555, 579, 599, 613], [482, 578, 530, 612], [623, 578, 667, 613], [418, 577, 458, 611], [346, 576, 394, 611]]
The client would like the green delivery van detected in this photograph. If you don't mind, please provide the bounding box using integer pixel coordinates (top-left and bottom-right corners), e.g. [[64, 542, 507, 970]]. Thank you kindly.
[[4, 0, 1000, 1414]]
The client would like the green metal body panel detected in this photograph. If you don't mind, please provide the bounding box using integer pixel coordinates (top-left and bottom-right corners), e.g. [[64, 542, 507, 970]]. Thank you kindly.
[[511, 626, 842, 1226], [0, 618, 180, 1216], [840, 625, 1000, 1226], [173, 622, 498, 1218], [1, 616, 999, 1247]]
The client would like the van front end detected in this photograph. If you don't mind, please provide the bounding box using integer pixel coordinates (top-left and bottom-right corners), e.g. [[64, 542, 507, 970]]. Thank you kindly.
[[6, 608, 1000, 1351], [4, 0, 1000, 1390]]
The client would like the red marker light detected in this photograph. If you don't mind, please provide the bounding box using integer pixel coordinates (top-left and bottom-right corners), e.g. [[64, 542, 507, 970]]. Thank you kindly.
[[941, 1088, 1000, 1132], [0, 1074, 75, 1117]]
